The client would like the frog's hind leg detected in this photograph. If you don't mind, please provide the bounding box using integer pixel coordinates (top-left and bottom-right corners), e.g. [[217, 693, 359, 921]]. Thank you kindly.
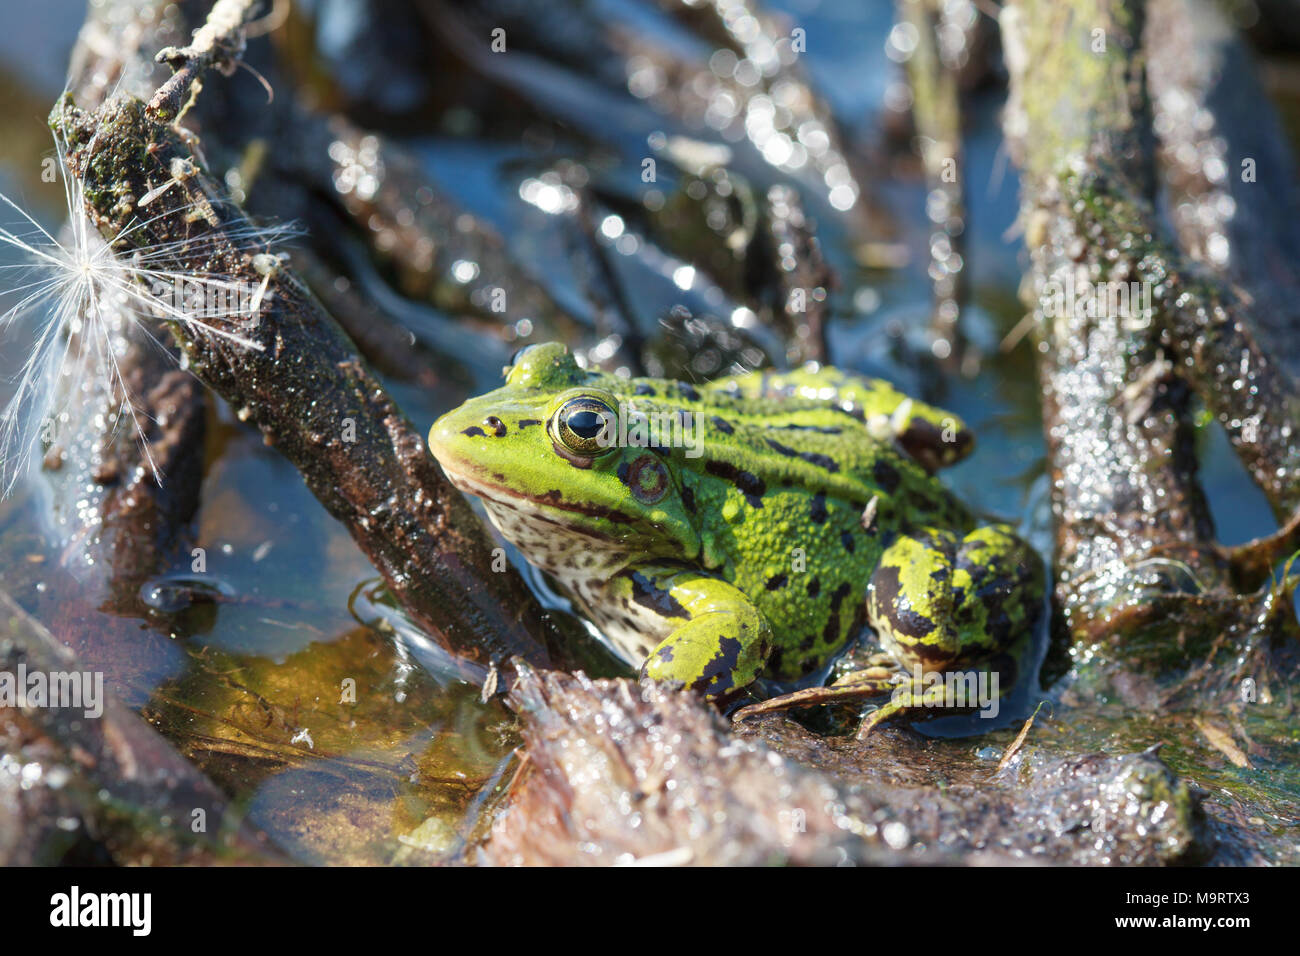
[[870, 526, 1035, 661], [736, 524, 1043, 735], [860, 523, 1043, 734]]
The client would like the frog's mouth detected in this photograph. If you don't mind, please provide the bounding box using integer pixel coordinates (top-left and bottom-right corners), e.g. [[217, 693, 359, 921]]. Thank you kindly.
[[438, 467, 630, 545]]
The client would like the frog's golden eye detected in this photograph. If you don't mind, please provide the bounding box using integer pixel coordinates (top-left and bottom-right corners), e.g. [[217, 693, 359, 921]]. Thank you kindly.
[[551, 396, 616, 458]]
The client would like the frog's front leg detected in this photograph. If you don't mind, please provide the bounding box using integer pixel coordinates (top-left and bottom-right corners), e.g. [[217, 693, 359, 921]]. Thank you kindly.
[[631, 564, 774, 700], [858, 523, 1043, 735]]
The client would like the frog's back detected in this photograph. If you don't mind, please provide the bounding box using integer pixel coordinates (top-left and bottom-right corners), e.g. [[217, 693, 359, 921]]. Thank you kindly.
[[616, 370, 971, 527], [613, 372, 968, 680]]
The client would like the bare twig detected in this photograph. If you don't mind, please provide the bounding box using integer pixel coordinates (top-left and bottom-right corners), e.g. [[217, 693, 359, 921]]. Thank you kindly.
[[147, 0, 263, 121]]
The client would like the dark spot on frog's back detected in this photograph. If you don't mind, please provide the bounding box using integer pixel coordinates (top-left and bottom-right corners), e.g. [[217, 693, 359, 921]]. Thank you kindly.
[[809, 491, 828, 524], [774, 423, 842, 435], [873, 459, 901, 493], [801, 451, 840, 472], [821, 581, 854, 642], [634, 383, 657, 397], [764, 438, 841, 474], [840, 530, 856, 553], [806, 576, 820, 597], [681, 484, 696, 513], [705, 460, 765, 507], [766, 438, 799, 459], [765, 572, 788, 591], [626, 570, 689, 619], [711, 416, 734, 435], [678, 383, 700, 401]]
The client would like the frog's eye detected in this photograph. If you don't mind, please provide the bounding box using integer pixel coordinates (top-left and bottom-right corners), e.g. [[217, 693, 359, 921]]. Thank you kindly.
[[551, 396, 616, 458]]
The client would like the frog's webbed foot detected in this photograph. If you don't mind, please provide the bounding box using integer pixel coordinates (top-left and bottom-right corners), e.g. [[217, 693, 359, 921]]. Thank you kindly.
[[735, 658, 1006, 736], [635, 565, 773, 700], [851, 670, 971, 738]]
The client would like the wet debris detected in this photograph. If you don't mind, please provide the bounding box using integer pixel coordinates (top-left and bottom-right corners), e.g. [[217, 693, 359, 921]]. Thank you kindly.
[[477, 665, 1210, 866]]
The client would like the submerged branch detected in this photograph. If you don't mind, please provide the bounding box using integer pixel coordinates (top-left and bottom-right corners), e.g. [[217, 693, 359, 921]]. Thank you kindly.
[[0, 590, 284, 864]]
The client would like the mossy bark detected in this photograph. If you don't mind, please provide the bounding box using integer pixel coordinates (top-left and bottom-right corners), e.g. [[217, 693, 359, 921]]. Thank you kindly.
[[1001, 0, 1300, 683]]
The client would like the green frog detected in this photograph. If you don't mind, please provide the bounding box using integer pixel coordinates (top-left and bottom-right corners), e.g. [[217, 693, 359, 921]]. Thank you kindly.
[[428, 342, 1043, 734]]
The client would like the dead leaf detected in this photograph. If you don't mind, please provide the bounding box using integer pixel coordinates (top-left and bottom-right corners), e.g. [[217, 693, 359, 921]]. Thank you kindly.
[[1194, 718, 1251, 769]]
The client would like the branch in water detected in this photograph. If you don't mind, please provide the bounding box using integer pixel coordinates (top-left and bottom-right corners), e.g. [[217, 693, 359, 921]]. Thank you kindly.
[[54, 92, 557, 676], [1000, 0, 1300, 686], [0, 590, 285, 864]]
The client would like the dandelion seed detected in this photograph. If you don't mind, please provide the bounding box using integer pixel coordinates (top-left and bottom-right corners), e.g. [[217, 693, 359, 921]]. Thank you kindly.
[[0, 120, 293, 496]]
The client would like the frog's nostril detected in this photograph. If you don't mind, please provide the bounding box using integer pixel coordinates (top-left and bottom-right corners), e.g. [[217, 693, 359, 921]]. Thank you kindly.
[[484, 416, 507, 437]]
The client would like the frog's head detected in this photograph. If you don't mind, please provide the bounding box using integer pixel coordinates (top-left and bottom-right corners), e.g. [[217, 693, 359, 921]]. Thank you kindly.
[[428, 343, 701, 570]]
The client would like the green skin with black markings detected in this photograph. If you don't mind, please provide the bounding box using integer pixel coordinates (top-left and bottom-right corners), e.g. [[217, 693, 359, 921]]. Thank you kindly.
[[428, 342, 1044, 730]]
